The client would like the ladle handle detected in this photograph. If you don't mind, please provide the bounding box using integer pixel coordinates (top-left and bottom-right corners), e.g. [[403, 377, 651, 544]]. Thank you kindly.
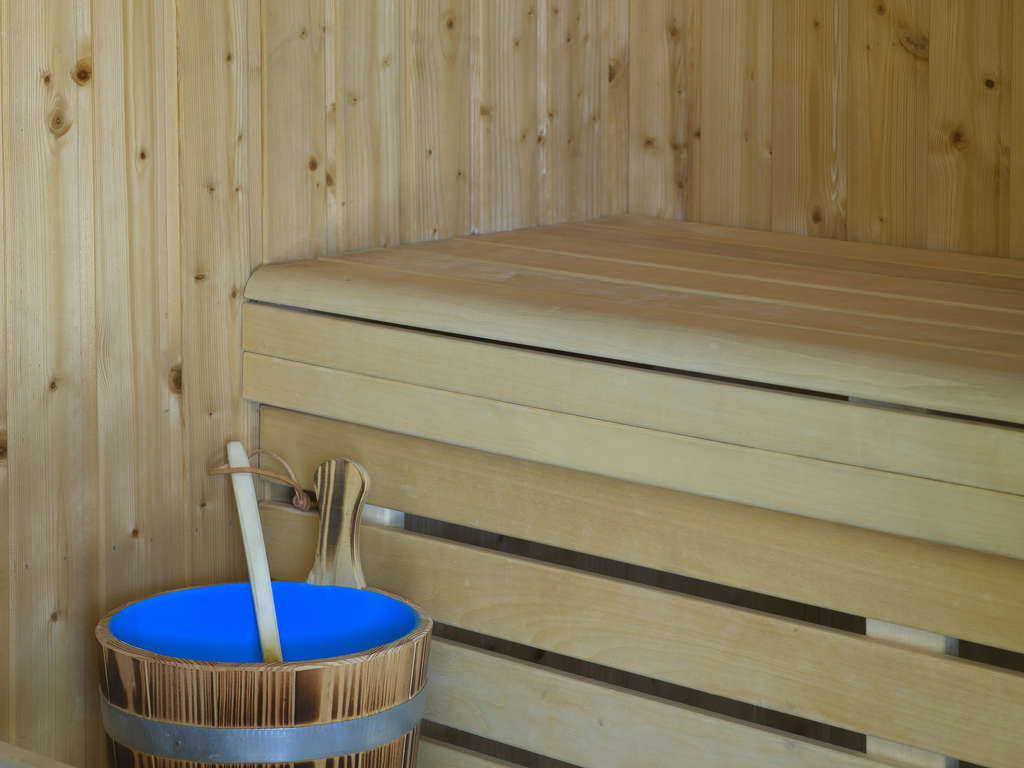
[[307, 458, 369, 589]]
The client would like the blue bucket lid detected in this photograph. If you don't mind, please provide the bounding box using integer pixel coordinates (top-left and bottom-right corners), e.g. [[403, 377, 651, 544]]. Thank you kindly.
[[109, 582, 420, 663]]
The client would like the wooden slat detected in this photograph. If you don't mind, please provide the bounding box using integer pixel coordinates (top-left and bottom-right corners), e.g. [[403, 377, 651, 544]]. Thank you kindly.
[[392, 238, 1024, 342], [471, 0, 539, 233], [595, 214, 1024, 281], [260, 506, 1024, 768], [2, 1, 97, 759], [847, 0, 930, 250], [400, 0, 471, 241], [627, 0, 687, 218], [0, 740, 76, 768], [427, 640, 885, 768], [927, 0, 1010, 258], [244, 257, 1024, 422], [695, 0, 772, 229], [261, 0, 327, 263], [474, 222, 1024, 318], [244, 304, 1024, 495], [418, 739, 517, 768], [245, 354, 1024, 559], [600, 0, 629, 216], [259, 408, 1024, 654], [771, 0, 848, 240], [0, 0, 7, 742], [178, 0, 258, 585], [1013, 2, 1024, 260], [334, 0, 400, 250], [540, 0, 602, 223]]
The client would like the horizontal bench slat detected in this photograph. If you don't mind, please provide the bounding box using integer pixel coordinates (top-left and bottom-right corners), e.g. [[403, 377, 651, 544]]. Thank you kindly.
[[418, 739, 517, 768], [590, 216, 1024, 285], [245, 259, 1024, 421], [258, 408, 1024, 653], [246, 357, 1024, 559], [391, 239, 1024, 338], [245, 303, 1024, 495], [259, 506, 1024, 768], [426, 640, 886, 768]]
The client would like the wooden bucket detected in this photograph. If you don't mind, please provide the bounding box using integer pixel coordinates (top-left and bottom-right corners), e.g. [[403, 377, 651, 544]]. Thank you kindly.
[[95, 459, 431, 767]]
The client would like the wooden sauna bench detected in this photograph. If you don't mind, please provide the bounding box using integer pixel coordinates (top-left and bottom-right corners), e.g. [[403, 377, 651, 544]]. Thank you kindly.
[[242, 215, 1024, 768]]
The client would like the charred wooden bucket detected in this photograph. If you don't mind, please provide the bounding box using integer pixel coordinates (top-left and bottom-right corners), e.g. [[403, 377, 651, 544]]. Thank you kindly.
[[95, 458, 431, 767]]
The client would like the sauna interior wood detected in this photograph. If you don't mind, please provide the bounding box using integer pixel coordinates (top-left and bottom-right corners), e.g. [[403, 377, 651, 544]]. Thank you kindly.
[[1, 1, 1022, 767]]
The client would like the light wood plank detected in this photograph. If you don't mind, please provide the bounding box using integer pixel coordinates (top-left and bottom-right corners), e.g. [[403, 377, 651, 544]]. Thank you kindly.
[[2, 1, 97, 760], [0, 740, 76, 768], [627, 0, 687, 217], [771, 0, 848, 239], [245, 305, 1024, 495], [261, 0, 327, 264], [0, 0, 7, 743], [178, 0, 258, 586], [393, 238, 1024, 344], [540, 0, 602, 223], [245, 257, 1024, 422], [1012, 1, 1024, 260], [866, 621, 957, 768], [696, 0, 772, 229], [600, 0, 629, 215], [471, 0, 538, 233], [847, 0, 930, 250], [594, 213, 1024, 281], [426, 640, 885, 768], [259, 408, 1024, 654], [260, 508, 1024, 768], [491, 221, 1024, 315], [400, 0, 471, 241], [335, 0, 401, 250], [418, 740, 518, 768], [927, 1, 1009, 258], [245, 355, 1024, 559]]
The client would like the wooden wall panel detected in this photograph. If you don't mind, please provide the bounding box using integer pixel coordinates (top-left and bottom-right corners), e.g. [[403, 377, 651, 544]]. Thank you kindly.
[[633, 0, 1023, 258]]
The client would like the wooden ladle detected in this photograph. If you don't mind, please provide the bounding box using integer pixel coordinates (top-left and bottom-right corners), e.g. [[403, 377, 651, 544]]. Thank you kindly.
[[306, 458, 370, 589]]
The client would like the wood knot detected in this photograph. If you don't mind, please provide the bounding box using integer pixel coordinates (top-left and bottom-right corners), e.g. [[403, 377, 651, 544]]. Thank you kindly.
[[72, 58, 92, 85], [0, 429, 7, 460], [225, 51, 233, 62], [670, 140, 682, 152], [875, 3, 886, 14], [810, 206, 823, 224], [812, 18, 822, 29], [608, 59, 620, 83], [693, 129, 701, 139], [47, 104, 71, 138], [50, 611, 60, 623], [230, 286, 238, 299], [984, 78, 996, 89], [194, 272, 207, 281], [131, 528, 139, 538], [479, 104, 492, 117], [308, 155, 318, 171], [42, 71, 52, 85], [168, 364, 183, 394], [667, 23, 680, 40], [138, 148, 147, 160], [445, 15, 455, 30], [899, 34, 929, 60], [426, 147, 433, 157], [299, 26, 308, 39], [643, 136, 657, 149], [950, 129, 968, 150], [206, 183, 216, 193], [48, 379, 58, 392], [325, 171, 334, 187]]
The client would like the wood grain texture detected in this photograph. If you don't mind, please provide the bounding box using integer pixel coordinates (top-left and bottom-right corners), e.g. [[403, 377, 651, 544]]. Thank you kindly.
[[307, 459, 369, 589], [627, 0, 687, 217], [177, 0, 260, 588], [401, 0, 471, 241], [2, 0, 97, 760], [244, 304, 1024, 496], [334, 0, 401, 250], [261, 512, 1024, 768], [601, 0, 629, 215], [0, 740, 77, 768], [0, 0, 7, 746], [418, 739, 519, 768], [426, 639, 886, 768], [259, 409, 1024, 655], [471, 0, 539, 233], [261, 0, 327, 264]]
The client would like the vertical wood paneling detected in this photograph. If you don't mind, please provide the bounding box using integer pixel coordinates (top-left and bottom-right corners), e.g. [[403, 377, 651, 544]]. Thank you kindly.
[[401, 0, 471, 241], [0, 0, 8, 746], [541, 0, 603, 223], [927, 0, 1009, 257], [2, 0, 97, 760], [334, 0, 401, 250], [472, 0, 539, 233], [627, 0, 687, 218], [696, 0, 772, 228], [771, 0, 848, 238], [261, 0, 327, 263], [847, 0, 930, 248], [1013, 3, 1024, 260], [177, 0, 257, 587], [601, 0, 630, 215]]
